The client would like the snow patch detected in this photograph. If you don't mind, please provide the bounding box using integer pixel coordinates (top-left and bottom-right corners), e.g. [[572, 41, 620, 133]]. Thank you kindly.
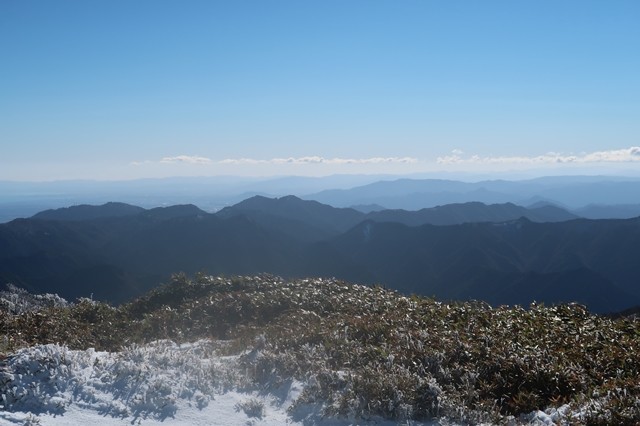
[[0, 341, 456, 425]]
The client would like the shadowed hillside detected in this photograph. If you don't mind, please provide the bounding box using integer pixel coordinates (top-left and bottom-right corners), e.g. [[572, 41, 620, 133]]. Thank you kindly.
[[1, 199, 639, 312]]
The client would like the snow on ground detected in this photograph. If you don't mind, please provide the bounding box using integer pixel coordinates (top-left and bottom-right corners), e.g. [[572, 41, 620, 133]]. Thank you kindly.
[[0, 340, 574, 426], [0, 340, 458, 426]]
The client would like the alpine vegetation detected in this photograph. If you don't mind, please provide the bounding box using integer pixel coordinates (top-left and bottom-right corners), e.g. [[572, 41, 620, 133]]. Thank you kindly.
[[1, 274, 639, 424]]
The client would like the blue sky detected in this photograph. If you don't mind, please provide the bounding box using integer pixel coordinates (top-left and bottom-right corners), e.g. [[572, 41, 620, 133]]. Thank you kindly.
[[1, 0, 639, 180]]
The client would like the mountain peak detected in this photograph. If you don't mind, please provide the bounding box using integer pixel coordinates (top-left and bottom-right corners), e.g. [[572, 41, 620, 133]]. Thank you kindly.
[[277, 195, 303, 202], [32, 202, 145, 221]]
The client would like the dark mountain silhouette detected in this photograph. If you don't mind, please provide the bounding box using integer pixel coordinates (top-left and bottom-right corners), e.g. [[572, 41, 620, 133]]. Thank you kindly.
[[216, 196, 577, 240], [97, 213, 300, 297], [0, 217, 130, 301], [366, 202, 577, 226], [139, 204, 207, 221], [302, 218, 640, 313], [216, 195, 364, 241], [32, 202, 145, 221], [526, 200, 565, 209], [1, 205, 300, 302], [574, 203, 640, 219], [1, 198, 638, 313], [611, 305, 640, 319], [350, 204, 387, 213]]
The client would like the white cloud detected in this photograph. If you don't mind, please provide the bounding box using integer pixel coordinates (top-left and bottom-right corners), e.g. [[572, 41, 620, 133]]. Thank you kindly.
[[130, 160, 153, 166], [160, 155, 212, 165], [218, 158, 264, 165], [437, 146, 640, 165], [581, 146, 640, 162], [219, 156, 418, 165]]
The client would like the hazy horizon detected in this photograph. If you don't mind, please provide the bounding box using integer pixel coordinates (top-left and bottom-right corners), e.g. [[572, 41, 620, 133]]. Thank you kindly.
[[3, 166, 640, 185]]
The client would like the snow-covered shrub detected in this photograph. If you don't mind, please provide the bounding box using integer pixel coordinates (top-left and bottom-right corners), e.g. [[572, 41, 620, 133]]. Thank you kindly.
[[3, 274, 640, 424], [0, 296, 131, 352], [0, 340, 242, 420], [0, 283, 69, 314], [235, 398, 265, 418]]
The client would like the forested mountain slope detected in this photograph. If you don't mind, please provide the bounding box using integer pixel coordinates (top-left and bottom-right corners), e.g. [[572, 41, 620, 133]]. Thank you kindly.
[[0, 199, 638, 312]]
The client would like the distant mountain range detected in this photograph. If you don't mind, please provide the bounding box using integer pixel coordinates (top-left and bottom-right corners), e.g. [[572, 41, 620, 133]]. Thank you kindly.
[[32, 202, 146, 221], [3, 175, 640, 223], [304, 176, 640, 211], [1, 195, 639, 313], [217, 196, 577, 240]]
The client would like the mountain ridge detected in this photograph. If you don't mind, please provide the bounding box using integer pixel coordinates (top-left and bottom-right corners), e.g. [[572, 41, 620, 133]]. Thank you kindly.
[[1, 197, 639, 313]]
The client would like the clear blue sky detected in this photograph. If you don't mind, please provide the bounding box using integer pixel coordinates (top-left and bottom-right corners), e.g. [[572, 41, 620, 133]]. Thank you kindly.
[[1, 0, 639, 180]]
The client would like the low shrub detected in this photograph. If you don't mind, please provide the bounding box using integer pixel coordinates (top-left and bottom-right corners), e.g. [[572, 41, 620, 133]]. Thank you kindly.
[[2, 274, 639, 423]]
